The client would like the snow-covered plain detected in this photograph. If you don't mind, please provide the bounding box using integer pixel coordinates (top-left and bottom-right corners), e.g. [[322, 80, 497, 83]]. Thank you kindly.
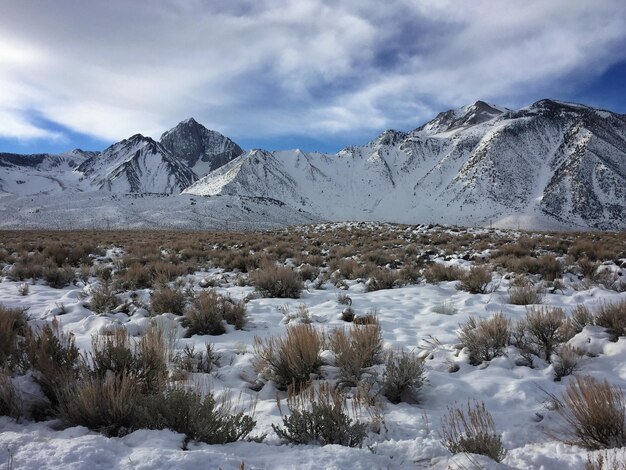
[[1, 223, 625, 469]]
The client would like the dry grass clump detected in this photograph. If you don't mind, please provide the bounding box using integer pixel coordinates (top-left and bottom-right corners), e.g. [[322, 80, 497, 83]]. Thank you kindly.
[[586, 450, 626, 470], [0, 305, 28, 369], [253, 324, 322, 391], [440, 400, 506, 462], [90, 328, 168, 395], [423, 263, 464, 284], [569, 301, 626, 341], [572, 304, 595, 333], [553, 345, 584, 381], [456, 266, 493, 294], [554, 376, 626, 450], [42, 263, 75, 288], [595, 300, 626, 341], [250, 263, 303, 298], [0, 370, 21, 419], [114, 263, 153, 289], [173, 344, 217, 374], [329, 323, 384, 387], [52, 323, 255, 442], [25, 320, 81, 408], [381, 349, 426, 404], [57, 372, 142, 436], [150, 285, 187, 315], [142, 385, 256, 444], [536, 254, 562, 281], [273, 382, 367, 447], [183, 290, 246, 336], [366, 268, 404, 292], [578, 258, 600, 279], [458, 313, 511, 365], [89, 282, 121, 314], [511, 307, 575, 362], [508, 284, 543, 305], [298, 264, 320, 282]]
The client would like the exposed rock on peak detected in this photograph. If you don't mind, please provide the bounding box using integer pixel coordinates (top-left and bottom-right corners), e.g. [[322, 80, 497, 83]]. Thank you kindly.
[[159, 118, 244, 178]]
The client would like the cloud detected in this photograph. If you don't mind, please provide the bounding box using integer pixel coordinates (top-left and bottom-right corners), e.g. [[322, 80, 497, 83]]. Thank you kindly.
[[0, 0, 625, 145]]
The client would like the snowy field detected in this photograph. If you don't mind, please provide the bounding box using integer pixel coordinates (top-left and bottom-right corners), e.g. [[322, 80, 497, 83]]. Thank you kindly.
[[0, 223, 625, 469]]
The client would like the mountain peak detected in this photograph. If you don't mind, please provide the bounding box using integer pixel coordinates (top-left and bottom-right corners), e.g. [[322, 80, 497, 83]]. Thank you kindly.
[[159, 119, 244, 178], [416, 100, 504, 135]]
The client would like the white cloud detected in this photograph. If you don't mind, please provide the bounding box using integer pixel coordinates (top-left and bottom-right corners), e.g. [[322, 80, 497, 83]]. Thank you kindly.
[[0, 0, 625, 145]]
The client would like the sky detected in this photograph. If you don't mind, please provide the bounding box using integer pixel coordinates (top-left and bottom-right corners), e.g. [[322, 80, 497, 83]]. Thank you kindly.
[[1, 0, 626, 155]]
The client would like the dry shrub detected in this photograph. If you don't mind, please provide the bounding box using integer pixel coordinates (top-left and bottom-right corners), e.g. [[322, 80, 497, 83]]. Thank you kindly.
[[278, 304, 308, 325], [183, 290, 246, 336], [58, 372, 142, 436], [537, 254, 562, 281], [142, 385, 255, 444], [353, 312, 379, 325], [366, 268, 404, 292], [90, 327, 167, 395], [440, 400, 506, 462], [556, 376, 626, 450], [151, 285, 187, 315], [508, 284, 543, 305], [586, 450, 626, 470], [298, 264, 320, 282], [273, 382, 367, 447], [250, 263, 303, 298], [0, 370, 21, 419], [553, 345, 584, 381], [511, 307, 575, 362], [330, 258, 360, 279], [595, 300, 626, 341], [42, 263, 75, 288], [114, 263, 152, 289], [253, 324, 322, 391], [572, 304, 595, 333], [173, 344, 216, 374], [381, 349, 426, 404], [0, 305, 28, 369], [423, 263, 464, 283], [456, 266, 493, 294], [330, 323, 383, 387], [89, 282, 120, 314], [26, 320, 81, 407], [579, 258, 600, 279], [458, 313, 510, 365]]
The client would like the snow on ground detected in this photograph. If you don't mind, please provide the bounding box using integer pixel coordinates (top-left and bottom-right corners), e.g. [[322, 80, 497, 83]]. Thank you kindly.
[[0, 228, 625, 469]]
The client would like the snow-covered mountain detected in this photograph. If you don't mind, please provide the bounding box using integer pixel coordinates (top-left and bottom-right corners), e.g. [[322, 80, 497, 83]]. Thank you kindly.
[[185, 99, 626, 230], [1, 101, 625, 230], [76, 134, 197, 194], [160, 118, 244, 178], [0, 149, 94, 196]]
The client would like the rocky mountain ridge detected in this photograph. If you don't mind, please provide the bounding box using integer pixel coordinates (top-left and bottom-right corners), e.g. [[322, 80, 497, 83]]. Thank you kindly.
[[1, 99, 624, 230]]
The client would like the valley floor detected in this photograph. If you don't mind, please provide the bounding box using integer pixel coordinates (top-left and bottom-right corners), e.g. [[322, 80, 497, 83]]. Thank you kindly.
[[0, 224, 625, 469]]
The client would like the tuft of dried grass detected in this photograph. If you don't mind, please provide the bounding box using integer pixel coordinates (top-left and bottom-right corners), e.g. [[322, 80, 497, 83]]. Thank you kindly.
[[250, 263, 303, 298], [555, 375, 626, 450], [440, 400, 506, 462], [329, 322, 383, 387], [423, 263, 464, 284], [456, 266, 493, 294], [458, 313, 510, 365], [273, 382, 367, 447], [381, 349, 426, 404], [253, 324, 322, 391]]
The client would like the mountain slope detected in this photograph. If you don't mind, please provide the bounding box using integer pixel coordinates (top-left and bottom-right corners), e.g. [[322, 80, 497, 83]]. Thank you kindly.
[[76, 134, 196, 193], [186, 100, 626, 230]]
